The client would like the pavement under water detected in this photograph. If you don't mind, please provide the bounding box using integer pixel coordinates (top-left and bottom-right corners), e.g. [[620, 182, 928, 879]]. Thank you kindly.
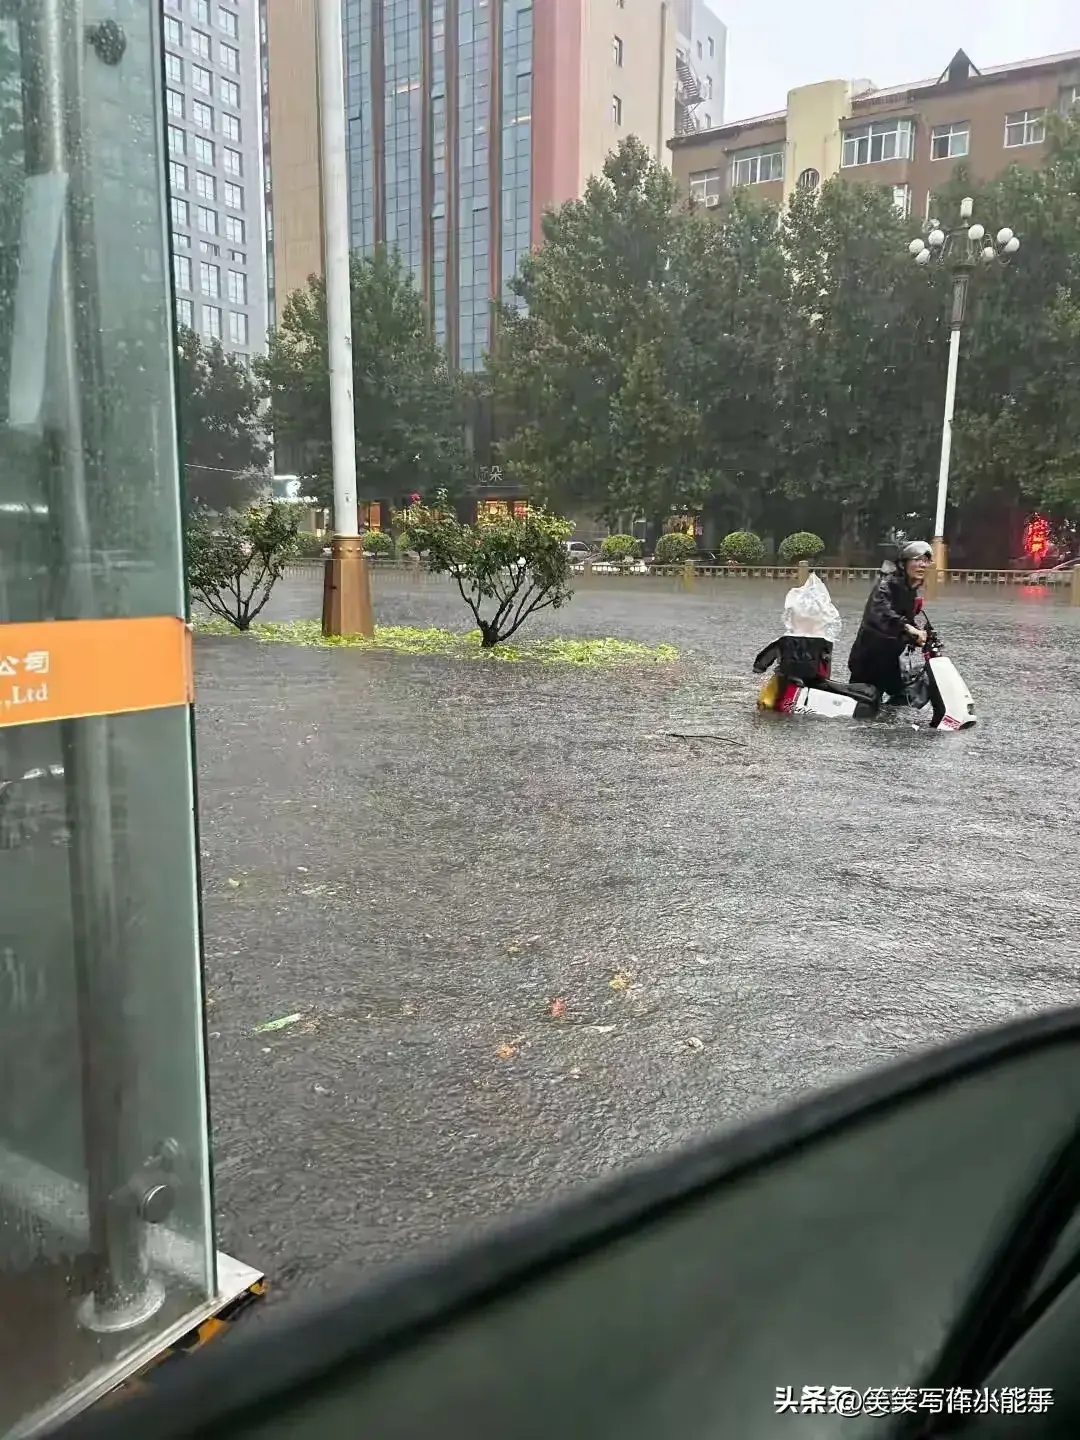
[[196, 574, 1080, 1305]]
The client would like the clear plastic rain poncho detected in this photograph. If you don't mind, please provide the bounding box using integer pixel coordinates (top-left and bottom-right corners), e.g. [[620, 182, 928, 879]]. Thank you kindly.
[[782, 573, 842, 643]]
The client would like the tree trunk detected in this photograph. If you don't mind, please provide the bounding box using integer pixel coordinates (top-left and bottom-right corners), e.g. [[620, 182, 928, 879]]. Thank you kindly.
[[479, 621, 499, 649]]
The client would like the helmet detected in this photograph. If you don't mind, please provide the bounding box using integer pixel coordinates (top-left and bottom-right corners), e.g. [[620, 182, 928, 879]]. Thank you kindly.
[[898, 540, 933, 562]]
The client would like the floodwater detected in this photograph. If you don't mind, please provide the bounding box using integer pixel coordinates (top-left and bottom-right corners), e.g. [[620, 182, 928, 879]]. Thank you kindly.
[[195, 573, 1080, 1303]]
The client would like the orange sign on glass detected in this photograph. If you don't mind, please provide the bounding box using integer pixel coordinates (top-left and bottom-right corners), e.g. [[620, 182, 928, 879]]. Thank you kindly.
[[0, 615, 194, 729]]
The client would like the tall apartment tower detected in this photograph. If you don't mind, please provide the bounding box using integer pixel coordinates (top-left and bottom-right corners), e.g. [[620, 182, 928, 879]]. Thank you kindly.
[[265, 0, 677, 371], [674, 0, 725, 134], [163, 0, 268, 358]]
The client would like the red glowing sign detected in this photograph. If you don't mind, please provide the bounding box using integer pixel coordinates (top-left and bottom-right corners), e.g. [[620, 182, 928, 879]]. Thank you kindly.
[[1023, 514, 1050, 562]]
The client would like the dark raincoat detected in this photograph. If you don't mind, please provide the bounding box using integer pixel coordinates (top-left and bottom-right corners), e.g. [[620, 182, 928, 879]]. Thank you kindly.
[[847, 560, 921, 699]]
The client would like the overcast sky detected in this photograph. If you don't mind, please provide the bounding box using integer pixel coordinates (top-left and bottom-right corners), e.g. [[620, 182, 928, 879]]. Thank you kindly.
[[716, 0, 1077, 122]]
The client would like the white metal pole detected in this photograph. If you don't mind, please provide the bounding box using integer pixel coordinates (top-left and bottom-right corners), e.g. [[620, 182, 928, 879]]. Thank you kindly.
[[933, 323, 962, 543], [316, 0, 358, 539]]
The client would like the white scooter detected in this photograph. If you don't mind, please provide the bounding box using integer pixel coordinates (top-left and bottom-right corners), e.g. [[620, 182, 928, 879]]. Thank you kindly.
[[754, 624, 976, 730]]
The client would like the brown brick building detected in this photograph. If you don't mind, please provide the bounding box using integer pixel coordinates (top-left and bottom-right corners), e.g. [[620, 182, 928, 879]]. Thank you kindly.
[[669, 48, 1080, 221]]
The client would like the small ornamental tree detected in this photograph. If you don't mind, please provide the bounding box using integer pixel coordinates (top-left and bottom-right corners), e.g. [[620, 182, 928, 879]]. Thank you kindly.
[[719, 530, 765, 565], [653, 532, 697, 565], [187, 503, 300, 631], [360, 530, 394, 557], [599, 534, 642, 564], [401, 493, 574, 648], [778, 531, 825, 563]]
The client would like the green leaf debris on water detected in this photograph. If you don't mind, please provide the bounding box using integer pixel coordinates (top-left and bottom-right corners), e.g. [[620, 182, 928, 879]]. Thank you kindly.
[[192, 616, 677, 668], [254, 1013, 304, 1033]]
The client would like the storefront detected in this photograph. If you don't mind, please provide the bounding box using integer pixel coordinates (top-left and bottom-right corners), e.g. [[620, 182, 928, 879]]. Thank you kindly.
[[0, 4, 258, 1435]]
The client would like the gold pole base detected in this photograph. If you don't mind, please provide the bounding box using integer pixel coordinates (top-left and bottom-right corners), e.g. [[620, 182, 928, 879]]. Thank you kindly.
[[321, 536, 374, 638]]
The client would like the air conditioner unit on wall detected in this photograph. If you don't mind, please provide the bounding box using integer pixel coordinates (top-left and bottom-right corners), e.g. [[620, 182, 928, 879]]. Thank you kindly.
[[704, 195, 720, 208]]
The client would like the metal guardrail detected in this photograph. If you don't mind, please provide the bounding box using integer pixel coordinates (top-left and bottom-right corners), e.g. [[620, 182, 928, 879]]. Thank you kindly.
[[282, 559, 1074, 588]]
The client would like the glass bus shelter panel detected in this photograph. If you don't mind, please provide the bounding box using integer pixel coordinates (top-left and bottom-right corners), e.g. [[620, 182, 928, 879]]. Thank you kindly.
[[0, 0, 214, 1432]]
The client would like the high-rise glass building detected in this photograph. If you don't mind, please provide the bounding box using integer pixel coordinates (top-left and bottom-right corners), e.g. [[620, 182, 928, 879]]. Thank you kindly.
[[162, 0, 268, 358], [344, 0, 536, 370], [266, 0, 678, 372]]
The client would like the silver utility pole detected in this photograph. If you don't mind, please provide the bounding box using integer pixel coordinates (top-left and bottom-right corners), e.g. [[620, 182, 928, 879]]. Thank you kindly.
[[316, 0, 373, 636]]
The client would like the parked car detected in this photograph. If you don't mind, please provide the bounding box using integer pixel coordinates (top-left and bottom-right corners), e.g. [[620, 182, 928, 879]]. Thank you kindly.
[[565, 541, 595, 562], [1026, 558, 1079, 584]]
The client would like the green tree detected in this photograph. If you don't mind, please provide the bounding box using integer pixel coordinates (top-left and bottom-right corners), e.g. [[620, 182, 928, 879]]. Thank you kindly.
[[947, 115, 1080, 551], [401, 494, 573, 648], [257, 249, 469, 511], [774, 179, 945, 556], [489, 138, 709, 528], [186, 502, 299, 630], [176, 326, 269, 512]]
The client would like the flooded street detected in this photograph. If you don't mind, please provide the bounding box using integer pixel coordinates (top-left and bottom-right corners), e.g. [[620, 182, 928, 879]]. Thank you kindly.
[[196, 575, 1080, 1304]]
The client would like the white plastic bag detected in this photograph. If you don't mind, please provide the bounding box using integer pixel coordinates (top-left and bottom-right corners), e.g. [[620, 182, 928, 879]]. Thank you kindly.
[[783, 573, 842, 643]]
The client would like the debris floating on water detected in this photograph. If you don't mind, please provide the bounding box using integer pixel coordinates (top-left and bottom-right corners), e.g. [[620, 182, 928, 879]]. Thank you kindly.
[[254, 1012, 304, 1034]]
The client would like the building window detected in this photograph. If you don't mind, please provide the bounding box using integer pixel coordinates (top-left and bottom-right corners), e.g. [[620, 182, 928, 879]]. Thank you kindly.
[[892, 183, 911, 218], [194, 135, 215, 165], [200, 261, 221, 297], [194, 28, 212, 58], [688, 168, 721, 202], [169, 160, 188, 192], [166, 88, 184, 118], [611, 95, 622, 125], [168, 124, 186, 156], [165, 52, 183, 83], [222, 112, 241, 142], [192, 64, 212, 94], [732, 145, 785, 186], [201, 240, 220, 256], [224, 215, 245, 244], [172, 230, 190, 250], [176, 296, 193, 327], [931, 122, 970, 160], [196, 171, 217, 202], [221, 42, 240, 73], [220, 78, 240, 108], [1004, 108, 1045, 148], [702, 112, 711, 126], [1063, 85, 1080, 110], [709, 35, 715, 56], [219, 7, 238, 37], [171, 196, 189, 227], [797, 167, 820, 191], [612, 35, 623, 66], [841, 118, 914, 167], [696, 40, 702, 58], [193, 100, 214, 129], [227, 270, 248, 304], [164, 14, 183, 45], [224, 181, 243, 209], [227, 311, 248, 345], [173, 253, 192, 291], [198, 206, 218, 234], [228, 249, 246, 264], [223, 146, 242, 175], [203, 304, 222, 340], [193, 0, 210, 21]]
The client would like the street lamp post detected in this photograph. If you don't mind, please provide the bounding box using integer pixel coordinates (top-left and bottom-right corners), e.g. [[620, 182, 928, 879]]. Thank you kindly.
[[909, 196, 1019, 581], [316, 0, 374, 637]]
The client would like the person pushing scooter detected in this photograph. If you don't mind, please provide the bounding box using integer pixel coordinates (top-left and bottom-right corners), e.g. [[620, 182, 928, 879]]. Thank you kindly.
[[848, 541, 933, 704]]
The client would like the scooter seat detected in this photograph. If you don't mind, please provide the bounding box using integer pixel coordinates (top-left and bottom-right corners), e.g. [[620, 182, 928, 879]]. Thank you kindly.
[[813, 677, 880, 704]]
